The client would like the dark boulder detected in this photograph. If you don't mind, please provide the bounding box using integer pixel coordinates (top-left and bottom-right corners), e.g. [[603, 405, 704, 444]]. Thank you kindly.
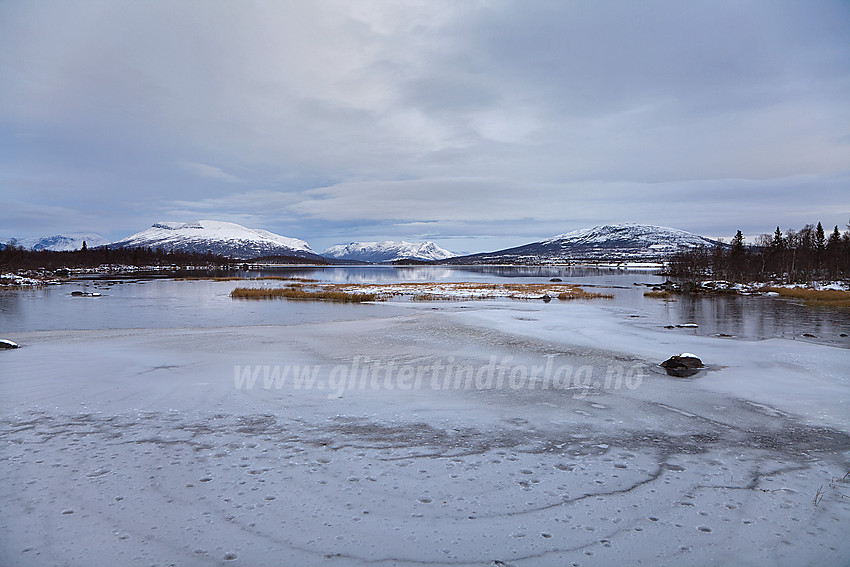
[[660, 353, 703, 377], [1, 339, 19, 349]]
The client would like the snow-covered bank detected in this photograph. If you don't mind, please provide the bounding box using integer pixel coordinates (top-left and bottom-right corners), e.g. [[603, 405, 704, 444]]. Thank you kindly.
[[0, 274, 48, 287], [1, 301, 849, 566], [1, 265, 234, 287]]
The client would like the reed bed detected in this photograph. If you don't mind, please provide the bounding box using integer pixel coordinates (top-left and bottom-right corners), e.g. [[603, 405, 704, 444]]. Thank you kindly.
[[230, 287, 378, 302], [554, 286, 613, 300], [254, 276, 320, 282], [175, 276, 245, 281], [336, 282, 611, 301], [644, 290, 674, 299], [230, 281, 611, 302], [764, 287, 850, 309]]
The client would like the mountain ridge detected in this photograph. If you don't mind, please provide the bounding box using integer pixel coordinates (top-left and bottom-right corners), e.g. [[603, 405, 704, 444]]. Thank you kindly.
[[5, 222, 720, 263], [443, 223, 720, 264], [322, 241, 455, 263], [108, 220, 321, 260], [2, 233, 107, 252]]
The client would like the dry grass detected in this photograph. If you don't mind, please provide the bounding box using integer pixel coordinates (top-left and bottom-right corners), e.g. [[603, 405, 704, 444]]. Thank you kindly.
[[357, 282, 611, 301], [254, 276, 320, 282], [230, 281, 611, 302], [410, 293, 458, 301], [556, 287, 613, 300], [230, 287, 378, 302], [644, 290, 674, 299], [765, 287, 850, 309], [175, 276, 244, 281]]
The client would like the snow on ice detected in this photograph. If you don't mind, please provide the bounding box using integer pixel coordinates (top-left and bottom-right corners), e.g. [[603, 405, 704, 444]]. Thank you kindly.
[[1, 298, 849, 566]]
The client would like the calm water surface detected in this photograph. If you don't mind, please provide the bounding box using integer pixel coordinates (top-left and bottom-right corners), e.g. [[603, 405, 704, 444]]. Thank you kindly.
[[1, 266, 848, 347]]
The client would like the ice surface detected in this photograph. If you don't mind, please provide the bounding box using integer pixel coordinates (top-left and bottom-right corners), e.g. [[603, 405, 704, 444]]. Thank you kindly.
[[1, 298, 849, 566]]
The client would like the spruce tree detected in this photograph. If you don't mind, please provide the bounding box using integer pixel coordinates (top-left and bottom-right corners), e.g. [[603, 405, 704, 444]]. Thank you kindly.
[[731, 230, 744, 252], [828, 225, 841, 248], [815, 222, 825, 252], [772, 226, 784, 249]]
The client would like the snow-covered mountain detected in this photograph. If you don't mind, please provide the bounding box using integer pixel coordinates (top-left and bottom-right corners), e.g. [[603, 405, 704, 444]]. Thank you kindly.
[[3, 233, 107, 251], [446, 224, 720, 264], [323, 241, 455, 263], [109, 221, 319, 260]]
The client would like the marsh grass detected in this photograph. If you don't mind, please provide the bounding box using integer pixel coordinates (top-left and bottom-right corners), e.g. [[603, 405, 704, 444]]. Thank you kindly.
[[175, 276, 244, 281], [644, 290, 674, 299], [410, 293, 457, 301], [230, 281, 610, 302], [360, 282, 611, 300], [230, 287, 378, 302], [255, 276, 320, 282], [555, 286, 613, 300], [765, 287, 850, 309]]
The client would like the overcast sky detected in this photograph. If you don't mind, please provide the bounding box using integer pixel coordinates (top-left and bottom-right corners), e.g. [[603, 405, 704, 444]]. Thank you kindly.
[[1, 0, 848, 253]]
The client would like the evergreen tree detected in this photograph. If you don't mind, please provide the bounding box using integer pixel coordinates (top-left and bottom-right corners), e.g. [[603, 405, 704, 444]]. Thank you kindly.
[[815, 222, 825, 249], [828, 225, 841, 248], [772, 226, 784, 249], [666, 222, 849, 283], [729, 230, 746, 280], [731, 230, 744, 252], [826, 225, 842, 279]]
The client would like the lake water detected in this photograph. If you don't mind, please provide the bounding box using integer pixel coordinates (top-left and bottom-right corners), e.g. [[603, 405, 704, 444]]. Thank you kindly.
[[4, 266, 850, 566], [2, 266, 848, 347]]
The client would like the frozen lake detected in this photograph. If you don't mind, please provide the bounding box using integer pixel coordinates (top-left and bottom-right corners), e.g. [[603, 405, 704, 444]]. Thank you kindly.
[[3, 266, 849, 345], [2, 267, 849, 566]]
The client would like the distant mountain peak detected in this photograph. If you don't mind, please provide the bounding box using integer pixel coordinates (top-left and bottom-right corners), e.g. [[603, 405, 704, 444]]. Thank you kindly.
[[323, 240, 455, 263], [109, 220, 317, 260], [3, 233, 107, 251], [151, 221, 204, 230], [543, 223, 716, 246], [447, 224, 718, 264]]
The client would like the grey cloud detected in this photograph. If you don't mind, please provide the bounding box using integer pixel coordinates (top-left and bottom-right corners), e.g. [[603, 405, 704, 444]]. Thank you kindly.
[[179, 162, 242, 184], [1, 1, 848, 248]]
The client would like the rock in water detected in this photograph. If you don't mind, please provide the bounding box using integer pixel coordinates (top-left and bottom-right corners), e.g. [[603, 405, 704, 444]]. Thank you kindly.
[[1, 339, 20, 349], [660, 353, 703, 377]]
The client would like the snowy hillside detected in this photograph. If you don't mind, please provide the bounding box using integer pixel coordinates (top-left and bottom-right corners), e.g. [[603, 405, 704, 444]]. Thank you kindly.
[[109, 221, 318, 260], [323, 241, 455, 263], [543, 224, 718, 251], [447, 224, 720, 263], [3, 233, 107, 251]]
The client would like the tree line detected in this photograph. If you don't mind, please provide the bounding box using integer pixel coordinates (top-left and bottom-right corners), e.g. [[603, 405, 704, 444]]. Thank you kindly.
[[0, 244, 232, 272], [668, 222, 850, 283]]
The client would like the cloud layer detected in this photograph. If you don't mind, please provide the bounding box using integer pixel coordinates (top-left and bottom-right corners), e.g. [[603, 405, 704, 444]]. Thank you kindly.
[[2, 0, 848, 250]]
